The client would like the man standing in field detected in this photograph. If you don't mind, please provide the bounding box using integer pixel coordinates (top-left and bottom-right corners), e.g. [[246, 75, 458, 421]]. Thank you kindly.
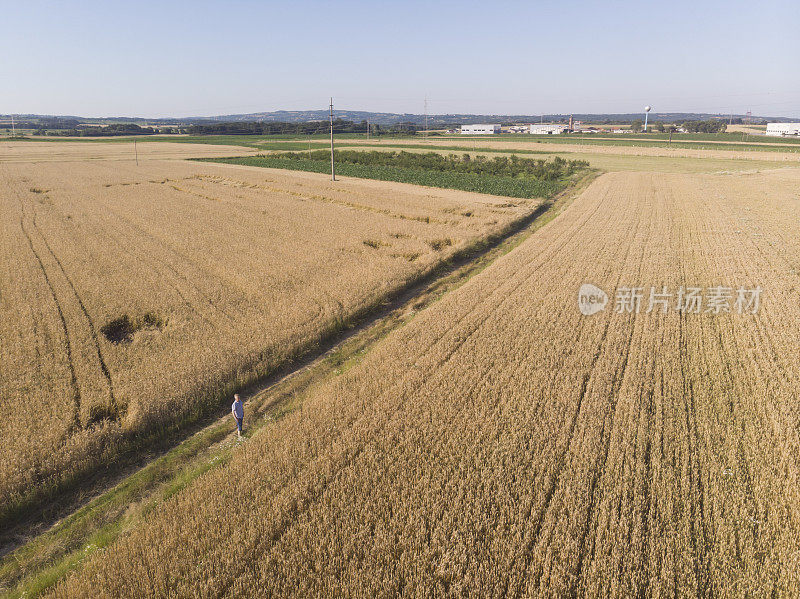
[[232, 394, 244, 439]]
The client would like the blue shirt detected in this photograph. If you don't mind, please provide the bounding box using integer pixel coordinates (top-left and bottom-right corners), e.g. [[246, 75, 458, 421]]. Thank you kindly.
[[232, 400, 244, 419]]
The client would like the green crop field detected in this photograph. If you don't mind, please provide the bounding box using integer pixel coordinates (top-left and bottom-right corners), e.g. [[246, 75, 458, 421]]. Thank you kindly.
[[200, 151, 590, 199]]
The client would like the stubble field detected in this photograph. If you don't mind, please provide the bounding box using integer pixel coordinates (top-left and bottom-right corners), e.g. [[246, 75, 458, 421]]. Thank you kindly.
[[0, 140, 258, 163], [0, 151, 539, 518], [341, 136, 800, 164], [47, 166, 800, 597]]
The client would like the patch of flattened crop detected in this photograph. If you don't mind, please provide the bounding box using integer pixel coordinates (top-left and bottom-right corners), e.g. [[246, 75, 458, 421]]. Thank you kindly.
[[427, 238, 453, 251], [101, 312, 166, 344]]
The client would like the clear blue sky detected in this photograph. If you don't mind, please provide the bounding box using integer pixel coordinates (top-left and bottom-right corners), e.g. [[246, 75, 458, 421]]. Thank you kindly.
[[2, 0, 798, 118]]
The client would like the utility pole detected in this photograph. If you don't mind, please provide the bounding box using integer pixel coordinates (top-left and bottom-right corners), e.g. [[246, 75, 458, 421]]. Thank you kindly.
[[366, 118, 370, 139], [329, 97, 336, 181], [11, 114, 15, 137], [134, 139, 138, 166], [424, 96, 428, 141]]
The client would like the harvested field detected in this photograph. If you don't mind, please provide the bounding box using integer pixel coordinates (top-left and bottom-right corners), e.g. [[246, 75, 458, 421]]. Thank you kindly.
[[0, 157, 539, 518], [509, 135, 799, 148], [343, 137, 800, 163], [49, 167, 800, 597], [0, 140, 257, 163], [726, 124, 767, 135]]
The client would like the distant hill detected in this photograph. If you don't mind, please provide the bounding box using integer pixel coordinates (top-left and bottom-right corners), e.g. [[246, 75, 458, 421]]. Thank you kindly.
[[0, 110, 794, 127], [196, 110, 794, 126]]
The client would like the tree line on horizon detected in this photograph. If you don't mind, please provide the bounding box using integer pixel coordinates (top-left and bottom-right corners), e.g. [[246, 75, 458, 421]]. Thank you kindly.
[[5, 117, 732, 138], [629, 119, 728, 134]]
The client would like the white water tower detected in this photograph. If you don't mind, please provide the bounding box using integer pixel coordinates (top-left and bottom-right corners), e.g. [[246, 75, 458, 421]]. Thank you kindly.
[[643, 105, 651, 132]]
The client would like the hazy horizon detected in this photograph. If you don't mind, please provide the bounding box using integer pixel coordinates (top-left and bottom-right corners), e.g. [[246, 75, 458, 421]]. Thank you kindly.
[[2, 0, 798, 119], [2, 107, 796, 121]]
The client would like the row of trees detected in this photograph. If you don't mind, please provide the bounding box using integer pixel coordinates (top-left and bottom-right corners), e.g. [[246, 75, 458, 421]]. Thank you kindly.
[[36, 123, 160, 137], [272, 150, 589, 180], [12, 120, 423, 137], [629, 119, 728, 134], [185, 119, 422, 136], [8, 118, 730, 138], [677, 119, 728, 133]]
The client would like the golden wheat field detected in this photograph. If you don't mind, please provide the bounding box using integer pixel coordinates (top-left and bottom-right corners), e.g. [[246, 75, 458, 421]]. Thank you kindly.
[[0, 151, 538, 513], [48, 167, 800, 597], [725, 125, 768, 135], [0, 140, 257, 162]]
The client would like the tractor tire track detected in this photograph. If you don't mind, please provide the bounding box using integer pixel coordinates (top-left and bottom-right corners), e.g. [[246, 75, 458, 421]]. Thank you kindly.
[[569, 175, 650, 596], [671, 183, 710, 596], [17, 198, 82, 433], [94, 195, 237, 326], [497, 175, 637, 595], [28, 207, 120, 421], [210, 190, 604, 597]]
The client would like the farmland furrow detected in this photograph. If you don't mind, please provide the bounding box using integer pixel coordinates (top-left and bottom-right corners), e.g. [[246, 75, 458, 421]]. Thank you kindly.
[[17, 199, 82, 433], [7, 153, 800, 597], [1, 157, 566, 541], [41, 168, 800, 597], [28, 208, 120, 421], [666, 177, 709, 595], [83, 199, 221, 327], [706, 187, 800, 588], [216, 264, 549, 595], [144, 181, 580, 598], [680, 311, 710, 595], [572, 317, 637, 595], [255, 173, 646, 596], [536, 175, 651, 596], [256, 183, 453, 225]]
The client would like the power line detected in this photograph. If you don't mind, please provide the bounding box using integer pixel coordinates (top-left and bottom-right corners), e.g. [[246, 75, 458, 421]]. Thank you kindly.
[[329, 97, 336, 182]]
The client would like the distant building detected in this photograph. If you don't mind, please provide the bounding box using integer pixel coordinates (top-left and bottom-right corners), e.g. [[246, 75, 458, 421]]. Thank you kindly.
[[529, 124, 566, 135], [460, 124, 500, 134], [766, 123, 800, 137]]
